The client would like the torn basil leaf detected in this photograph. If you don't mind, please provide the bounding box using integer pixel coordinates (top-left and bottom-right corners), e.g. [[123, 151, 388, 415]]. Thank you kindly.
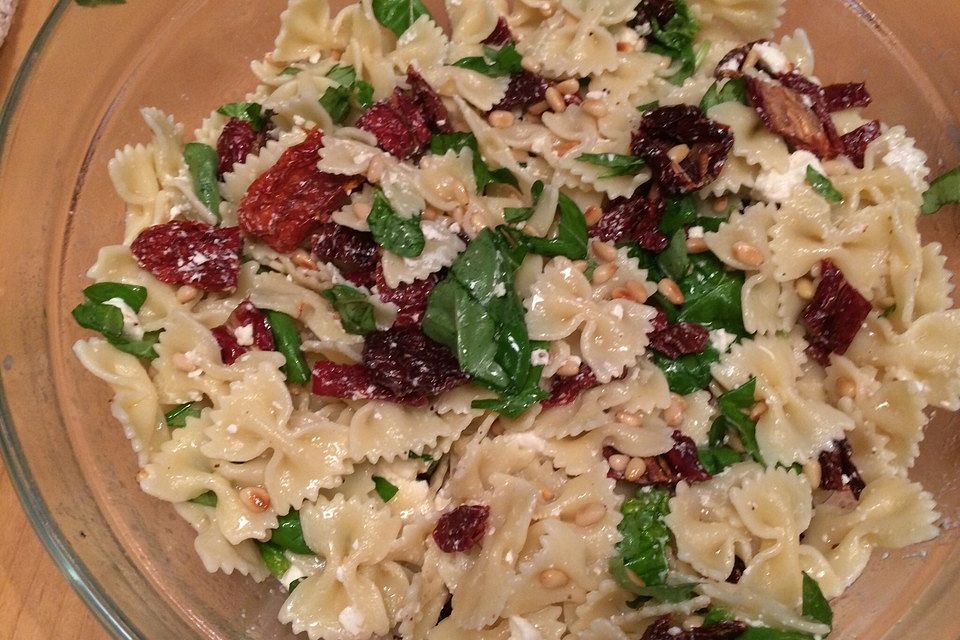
[[610, 488, 671, 593], [367, 190, 425, 258], [319, 64, 359, 125], [520, 193, 588, 260], [698, 445, 742, 474], [451, 43, 523, 77], [189, 491, 218, 507], [263, 310, 311, 385], [921, 165, 960, 214], [647, 0, 700, 85], [82, 282, 147, 312], [371, 0, 432, 37], [72, 301, 124, 341], [429, 132, 518, 192], [216, 102, 268, 132], [269, 510, 312, 555], [183, 142, 221, 221], [659, 194, 698, 236], [576, 153, 647, 178], [700, 77, 748, 113], [652, 346, 720, 395], [714, 378, 764, 464], [164, 402, 202, 428], [257, 541, 291, 579], [802, 572, 833, 628], [373, 476, 399, 502], [629, 583, 698, 604], [322, 285, 376, 335], [806, 166, 844, 203], [503, 180, 544, 223]]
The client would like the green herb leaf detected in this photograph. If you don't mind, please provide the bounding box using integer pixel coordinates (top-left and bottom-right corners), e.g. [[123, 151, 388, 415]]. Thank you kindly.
[[702, 608, 735, 626], [657, 229, 691, 282], [189, 491, 218, 507], [216, 102, 268, 132], [738, 629, 816, 640], [471, 364, 548, 417], [263, 310, 311, 385], [676, 253, 746, 336], [355, 80, 375, 109], [368, 190, 425, 258], [521, 193, 589, 260], [631, 583, 698, 603], [183, 143, 222, 221], [921, 165, 960, 214], [269, 510, 312, 555], [257, 541, 291, 579], [371, 0, 432, 36], [660, 194, 698, 236], [372, 476, 399, 502], [777, 462, 804, 474], [279, 66, 301, 76], [72, 301, 124, 340], [806, 166, 844, 203], [322, 285, 377, 335], [699, 77, 748, 113], [408, 451, 434, 462], [802, 573, 833, 628], [610, 488, 672, 593], [164, 402, 202, 428], [652, 346, 720, 395], [451, 43, 523, 77], [715, 378, 763, 464], [317, 65, 361, 125], [697, 445, 742, 474], [503, 180, 544, 223], [637, 100, 660, 113], [648, 0, 700, 85], [82, 282, 147, 311], [111, 330, 163, 360], [577, 153, 646, 178], [429, 132, 518, 192], [882, 303, 897, 318]]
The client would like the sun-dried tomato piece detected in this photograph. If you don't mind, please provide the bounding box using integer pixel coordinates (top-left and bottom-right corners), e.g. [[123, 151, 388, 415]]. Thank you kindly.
[[630, 0, 677, 27], [217, 118, 269, 178], [482, 17, 513, 45], [822, 82, 872, 112], [211, 300, 275, 364], [542, 363, 599, 408], [374, 265, 437, 327], [131, 220, 242, 292], [591, 188, 668, 252], [605, 431, 711, 486], [312, 223, 380, 286], [745, 75, 842, 160], [631, 105, 734, 194], [406, 67, 452, 133], [311, 361, 428, 405], [819, 438, 866, 500], [363, 326, 467, 399], [357, 69, 449, 158], [237, 129, 361, 253], [714, 40, 769, 78], [801, 260, 871, 365], [641, 615, 748, 640], [433, 504, 490, 553], [494, 71, 550, 111], [841, 120, 881, 168], [649, 321, 710, 359]]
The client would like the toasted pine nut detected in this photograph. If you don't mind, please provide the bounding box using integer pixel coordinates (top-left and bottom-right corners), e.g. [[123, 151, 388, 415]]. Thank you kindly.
[[488, 110, 515, 128], [658, 278, 684, 305], [624, 457, 648, 482], [574, 502, 607, 527], [527, 100, 550, 116], [553, 140, 578, 157], [538, 569, 570, 589], [557, 359, 581, 377], [836, 376, 857, 399], [686, 237, 709, 254], [608, 454, 630, 473], [713, 196, 729, 213], [683, 616, 706, 632], [451, 179, 471, 206], [545, 86, 566, 112], [626, 280, 649, 304], [353, 201, 372, 220], [878, 295, 896, 308], [749, 401, 768, 421], [292, 251, 318, 271], [667, 144, 691, 164], [616, 410, 642, 427], [612, 287, 631, 301], [451, 206, 466, 224], [172, 353, 197, 373], [366, 156, 385, 183], [136, 469, 149, 482], [176, 285, 200, 304], [803, 459, 822, 488], [664, 394, 686, 427], [556, 78, 580, 95], [581, 98, 608, 118], [616, 41, 633, 53], [241, 487, 271, 512], [732, 241, 765, 268], [537, 483, 556, 502], [592, 240, 618, 262], [592, 262, 618, 285], [584, 205, 603, 226], [795, 277, 816, 300]]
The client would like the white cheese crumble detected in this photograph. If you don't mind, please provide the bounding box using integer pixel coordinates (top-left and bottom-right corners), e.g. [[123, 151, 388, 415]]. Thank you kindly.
[[668, 627, 683, 637], [103, 297, 144, 340], [493, 282, 507, 297], [585, 89, 609, 100], [308, 52, 321, 64], [338, 607, 365, 635], [709, 329, 737, 354], [234, 324, 255, 347], [753, 151, 824, 202], [881, 130, 930, 192], [687, 225, 705, 239], [509, 616, 543, 640], [752, 42, 790, 74], [507, 432, 547, 453], [530, 348, 550, 366]]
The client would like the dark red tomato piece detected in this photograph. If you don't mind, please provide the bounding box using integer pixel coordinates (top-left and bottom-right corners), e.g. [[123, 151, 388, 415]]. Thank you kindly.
[[542, 363, 599, 408], [800, 260, 871, 365], [433, 504, 490, 553], [217, 118, 268, 178], [211, 300, 275, 365], [131, 220, 242, 292], [362, 326, 467, 398]]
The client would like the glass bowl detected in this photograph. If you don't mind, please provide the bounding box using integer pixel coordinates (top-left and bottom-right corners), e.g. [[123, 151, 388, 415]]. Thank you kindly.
[[1, 1, 959, 638]]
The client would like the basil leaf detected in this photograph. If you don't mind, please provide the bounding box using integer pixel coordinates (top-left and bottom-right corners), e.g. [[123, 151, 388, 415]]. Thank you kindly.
[[429, 132, 518, 192], [429, 132, 475, 155], [451, 43, 523, 77], [257, 541, 291, 579], [699, 77, 748, 113], [165, 402, 202, 428], [503, 180, 544, 223], [189, 491, 218, 507], [183, 143, 221, 221], [698, 446, 742, 474], [522, 193, 588, 260], [631, 583, 698, 603], [322, 285, 376, 335], [802, 573, 833, 628], [263, 310, 311, 385], [657, 229, 690, 282], [367, 190, 425, 258], [356, 80, 375, 109], [648, 0, 700, 85], [318, 65, 359, 125], [652, 346, 719, 395], [610, 488, 671, 593], [326, 64, 357, 86], [82, 282, 147, 312], [806, 166, 844, 203], [637, 100, 660, 113], [660, 194, 698, 236], [269, 510, 312, 555], [921, 165, 960, 214], [216, 102, 268, 132], [372, 476, 399, 502], [777, 461, 804, 474], [576, 153, 646, 178], [702, 608, 735, 626], [408, 451, 433, 462], [676, 253, 746, 336], [716, 378, 764, 464], [109, 330, 162, 360], [371, 0, 431, 36], [739, 629, 816, 640], [882, 303, 897, 318], [471, 363, 548, 417], [422, 279, 460, 347], [696, 214, 726, 233], [453, 285, 509, 389], [279, 66, 301, 76], [72, 301, 124, 340]]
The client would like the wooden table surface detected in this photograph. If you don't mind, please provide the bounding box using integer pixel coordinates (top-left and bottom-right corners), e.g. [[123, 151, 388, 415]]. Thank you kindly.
[[0, 2, 110, 638]]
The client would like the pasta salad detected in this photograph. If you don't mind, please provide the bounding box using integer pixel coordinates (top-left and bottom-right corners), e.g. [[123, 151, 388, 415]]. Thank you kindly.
[[71, 0, 960, 638]]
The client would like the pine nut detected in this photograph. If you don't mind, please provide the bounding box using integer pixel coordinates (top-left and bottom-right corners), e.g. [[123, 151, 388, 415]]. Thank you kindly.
[[584, 205, 603, 226], [557, 359, 581, 377], [527, 100, 550, 116], [366, 156, 385, 183], [172, 353, 197, 373], [241, 487, 271, 512], [537, 483, 556, 502], [664, 394, 686, 427], [592, 240, 618, 262], [624, 457, 648, 482], [608, 454, 630, 473], [592, 262, 618, 285], [616, 410, 642, 427], [488, 110, 515, 128], [658, 278, 684, 305], [743, 47, 761, 70], [667, 144, 691, 164], [556, 78, 580, 95], [136, 469, 149, 482], [574, 502, 607, 527], [553, 140, 578, 157], [878, 295, 896, 308], [626, 280, 649, 304], [612, 287, 630, 300], [749, 401, 768, 421], [538, 568, 570, 589], [683, 616, 706, 632], [732, 241, 765, 268], [581, 98, 608, 118], [545, 86, 566, 113], [451, 206, 466, 224], [616, 41, 633, 53], [795, 277, 816, 300], [837, 376, 857, 399], [292, 251, 318, 271], [353, 201, 372, 220], [803, 459, 822, 488], [686, 237, 709, 254], [451, 179, 471, 205], [176, 285, 200, 304], [713, 196, 729, 213]]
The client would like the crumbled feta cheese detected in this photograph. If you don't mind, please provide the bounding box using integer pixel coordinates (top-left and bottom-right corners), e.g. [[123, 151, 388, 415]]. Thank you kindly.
[[709, 329, 737, 354], [754, 151, 824, 202], [585, 90, 609, 100], [530, 348, 550, 366], [507, 432, 547, 453], [292, 114, 307, 127], [881, 130, 930, 191], [226, 424, 238, 434], [611, 303, 624, 320], [338, 607, 365, 635], [102, 297, 144, 340], [668, 627, 683, 637], [493, 282, 507, 297], [308, 52, 321, 64], [752, 42, 790, 74], [614, 26, 640, 46], [687, 225, 705, 239], [234, 324, 254, 347], [509, 616, 542, 640], [169, 203, 190, 218]]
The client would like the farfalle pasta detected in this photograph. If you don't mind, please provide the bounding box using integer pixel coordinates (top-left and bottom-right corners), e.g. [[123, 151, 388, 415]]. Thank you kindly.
[[71, 0, 959, 638]]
